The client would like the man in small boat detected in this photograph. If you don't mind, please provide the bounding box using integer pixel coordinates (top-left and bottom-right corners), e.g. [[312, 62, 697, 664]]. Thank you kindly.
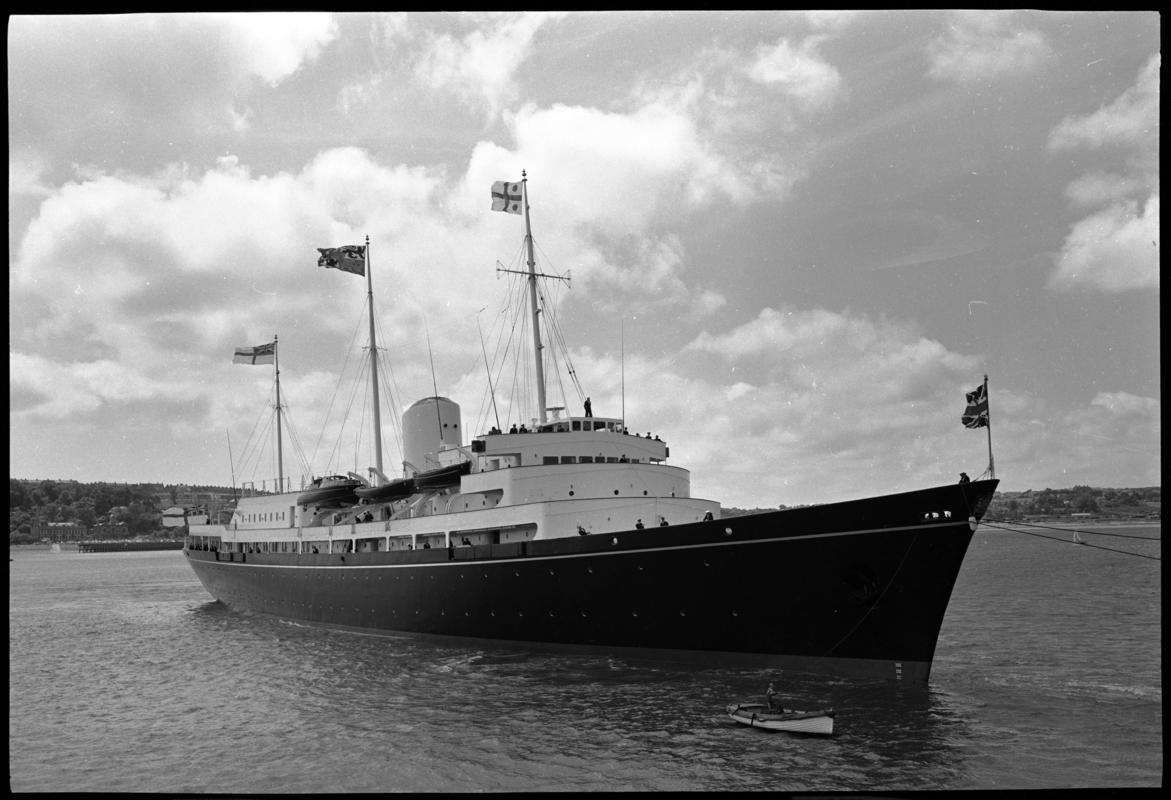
[[959, 472, 971, 484], [766, 682, 784, 712]]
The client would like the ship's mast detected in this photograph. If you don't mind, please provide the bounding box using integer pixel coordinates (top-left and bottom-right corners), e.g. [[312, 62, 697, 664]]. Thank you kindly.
[[365, 235, 384, 481], [521, 173, 548, 425], [273, 334, 284, 492]]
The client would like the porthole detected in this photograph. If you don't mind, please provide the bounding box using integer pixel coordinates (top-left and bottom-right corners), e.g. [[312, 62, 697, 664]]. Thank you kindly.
[[724, 527, 733, 536]]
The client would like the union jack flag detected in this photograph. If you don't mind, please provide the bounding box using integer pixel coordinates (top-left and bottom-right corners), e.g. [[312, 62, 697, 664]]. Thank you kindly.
[[491, 181, 523, 214], [962, 383, 989, 429]]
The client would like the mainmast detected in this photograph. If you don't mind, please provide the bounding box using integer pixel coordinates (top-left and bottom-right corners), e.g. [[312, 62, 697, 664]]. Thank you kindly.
[[521, 173, 548, 426], [365, 235, 384, 481], [493, 173, 569, 426]]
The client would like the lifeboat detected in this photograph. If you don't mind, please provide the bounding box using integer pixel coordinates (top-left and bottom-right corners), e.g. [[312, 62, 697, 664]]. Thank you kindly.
[[412, 461, 472, 490], [296, 475, 363, 507], [354, 477, 416, 503]]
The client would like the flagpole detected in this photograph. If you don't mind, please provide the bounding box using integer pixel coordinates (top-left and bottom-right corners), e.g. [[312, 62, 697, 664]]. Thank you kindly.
[[620, 317, 625, 429], [521, 171, 548, 426], [365, 235, 384, 482], [984, 373, 994, 479], [274, 334, 284, 493]]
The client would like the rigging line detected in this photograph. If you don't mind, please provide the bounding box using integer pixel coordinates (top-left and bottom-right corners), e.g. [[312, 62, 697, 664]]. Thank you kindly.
[[537, 280, 573, 410], [371, 314, 404, 444], [330, 353, 368, 475], [423, 322, 444, 444], [279, 407, 313, 484], [272, 383, 311, 481], [237, 393, 271, 480], [983, 518, 1161, 540], [980, 522, 1160, 561], [308, 305, 367, 472], [241, 410, 273, 482]]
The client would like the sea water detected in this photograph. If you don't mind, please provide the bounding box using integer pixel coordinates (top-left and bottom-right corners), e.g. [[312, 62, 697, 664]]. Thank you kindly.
[[8, 525, 1161, 792]]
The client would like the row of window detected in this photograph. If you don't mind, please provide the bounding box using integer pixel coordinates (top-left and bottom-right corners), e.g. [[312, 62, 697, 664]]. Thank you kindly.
[[237, 510, 289, 524], [541, 455, 642, 465]]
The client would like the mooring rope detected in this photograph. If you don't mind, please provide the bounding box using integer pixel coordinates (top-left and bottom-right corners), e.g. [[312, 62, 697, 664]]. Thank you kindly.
[[980, 519, 1160, 561]]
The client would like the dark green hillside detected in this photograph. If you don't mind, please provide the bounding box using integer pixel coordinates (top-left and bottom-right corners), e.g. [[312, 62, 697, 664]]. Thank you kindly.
[[9, 479, 236, 544]]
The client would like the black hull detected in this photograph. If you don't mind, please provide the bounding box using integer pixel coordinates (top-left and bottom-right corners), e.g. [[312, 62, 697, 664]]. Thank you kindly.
[[186, 480, 996, 683]]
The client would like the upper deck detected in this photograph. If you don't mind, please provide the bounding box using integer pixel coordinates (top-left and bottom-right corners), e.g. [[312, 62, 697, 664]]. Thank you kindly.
[[469, 416, 668, 469]]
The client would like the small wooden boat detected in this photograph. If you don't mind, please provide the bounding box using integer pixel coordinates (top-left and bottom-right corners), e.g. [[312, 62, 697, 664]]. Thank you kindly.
[[726, 703, 835, 735]]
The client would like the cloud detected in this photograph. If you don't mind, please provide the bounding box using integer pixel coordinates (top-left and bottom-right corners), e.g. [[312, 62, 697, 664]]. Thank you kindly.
[[10, 351, 175, 419], [1047, 196, 1159, 292], [7, 14, 339, 152], [1048, 54, 1160, 154], [1047, 54, 1160, 292], [927, 11, 1053, 83], [212, 12, 338, 86], [1000, 391, 1161, 489], [587, 306, 985, 506], [413, 12, 566, 119], [746, 36, 843, 112]]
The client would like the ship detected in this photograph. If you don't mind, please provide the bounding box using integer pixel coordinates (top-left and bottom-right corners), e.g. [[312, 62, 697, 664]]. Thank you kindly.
[[185, 174, 998, 684]]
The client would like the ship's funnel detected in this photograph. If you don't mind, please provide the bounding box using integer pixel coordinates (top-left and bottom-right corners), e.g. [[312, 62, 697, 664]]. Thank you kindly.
[[402, 396, 462, 475]]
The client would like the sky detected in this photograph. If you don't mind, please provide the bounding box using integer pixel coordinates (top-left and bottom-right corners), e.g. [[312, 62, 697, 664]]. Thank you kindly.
[[8, 11, 1161, 508]]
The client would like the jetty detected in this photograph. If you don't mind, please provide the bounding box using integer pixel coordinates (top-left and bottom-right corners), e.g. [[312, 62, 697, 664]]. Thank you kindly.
[[77, 540, 185, 553]]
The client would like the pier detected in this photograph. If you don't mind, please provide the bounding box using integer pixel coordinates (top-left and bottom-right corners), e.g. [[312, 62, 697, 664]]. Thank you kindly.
[[77, 540, 185, 553]]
